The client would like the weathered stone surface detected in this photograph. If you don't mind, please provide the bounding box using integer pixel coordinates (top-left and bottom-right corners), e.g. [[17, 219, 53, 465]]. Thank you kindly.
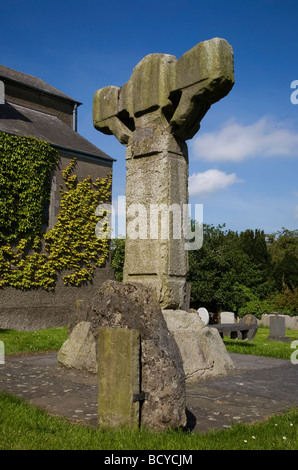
[[97, 327, 140, 429], [59, 280, 187, 431], [162, 310, 235, 382], [93, 38, 234, 310], [57, 321, 97, 374], [93, 38, 234, 144], [124, 139, 189, 309]]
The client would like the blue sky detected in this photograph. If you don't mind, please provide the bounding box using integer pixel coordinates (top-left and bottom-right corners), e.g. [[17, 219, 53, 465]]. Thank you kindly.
[[1, 0, 297, 234]]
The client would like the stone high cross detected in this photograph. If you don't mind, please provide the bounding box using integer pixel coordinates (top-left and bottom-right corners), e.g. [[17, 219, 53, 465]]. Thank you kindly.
[[93, 38, 234, 309]]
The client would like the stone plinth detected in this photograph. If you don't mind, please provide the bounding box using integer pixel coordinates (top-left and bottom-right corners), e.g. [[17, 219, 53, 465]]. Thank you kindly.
[[57, 321, 97, 374]]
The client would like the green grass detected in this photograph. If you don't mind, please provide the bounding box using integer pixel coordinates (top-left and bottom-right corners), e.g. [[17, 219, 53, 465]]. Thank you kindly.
[[0, 392, 297, 450], [0, 326, 67, 355], [223, 325, 298, 360]]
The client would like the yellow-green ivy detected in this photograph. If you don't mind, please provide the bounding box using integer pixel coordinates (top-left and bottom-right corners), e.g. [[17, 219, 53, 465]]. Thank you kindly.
[[0, 133, 112, 289]]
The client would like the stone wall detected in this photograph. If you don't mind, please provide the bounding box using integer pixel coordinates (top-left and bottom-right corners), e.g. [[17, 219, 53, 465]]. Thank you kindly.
[[0, 269, 114, 331]]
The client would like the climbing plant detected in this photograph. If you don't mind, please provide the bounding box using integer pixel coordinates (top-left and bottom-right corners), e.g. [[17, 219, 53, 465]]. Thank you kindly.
[[0, 133, 112, 289], [0, 133, 58, 243]]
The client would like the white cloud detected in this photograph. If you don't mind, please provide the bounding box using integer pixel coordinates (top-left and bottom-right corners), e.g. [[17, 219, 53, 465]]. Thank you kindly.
[[191, 116, 298, 162], [189, 169, 241, 197]]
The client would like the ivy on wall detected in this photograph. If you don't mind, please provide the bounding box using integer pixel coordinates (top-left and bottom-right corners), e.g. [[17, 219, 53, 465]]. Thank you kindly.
[[0, 133, 58, 244], [0, 133, 112, 289]]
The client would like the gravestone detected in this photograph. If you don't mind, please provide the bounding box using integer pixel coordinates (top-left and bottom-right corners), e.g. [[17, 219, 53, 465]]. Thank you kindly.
[[0, 340, 4, 365], [238, 314, 258, 340], [267, 314, 290, 343], [93, 38, 234, 309]]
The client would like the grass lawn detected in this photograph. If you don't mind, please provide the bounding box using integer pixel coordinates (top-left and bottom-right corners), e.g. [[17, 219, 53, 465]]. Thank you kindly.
[[0, 324, 297, 450], [223, 324, 298, 360]]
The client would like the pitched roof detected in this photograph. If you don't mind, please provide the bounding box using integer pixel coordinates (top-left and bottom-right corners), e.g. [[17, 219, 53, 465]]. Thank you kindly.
[[0, 64, 81, 104], [0, 102, 114, 163]]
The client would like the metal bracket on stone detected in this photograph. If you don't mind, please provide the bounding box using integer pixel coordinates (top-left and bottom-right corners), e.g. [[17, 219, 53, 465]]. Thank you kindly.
[[133, 392, 149, 402]]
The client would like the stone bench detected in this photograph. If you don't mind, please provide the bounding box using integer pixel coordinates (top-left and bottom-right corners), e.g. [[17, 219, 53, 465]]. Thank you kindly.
[[210, 323, 258, 341]]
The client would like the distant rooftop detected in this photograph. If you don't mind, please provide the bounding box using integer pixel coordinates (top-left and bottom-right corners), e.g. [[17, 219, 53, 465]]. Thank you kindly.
[[0, 64, 81, 104]]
